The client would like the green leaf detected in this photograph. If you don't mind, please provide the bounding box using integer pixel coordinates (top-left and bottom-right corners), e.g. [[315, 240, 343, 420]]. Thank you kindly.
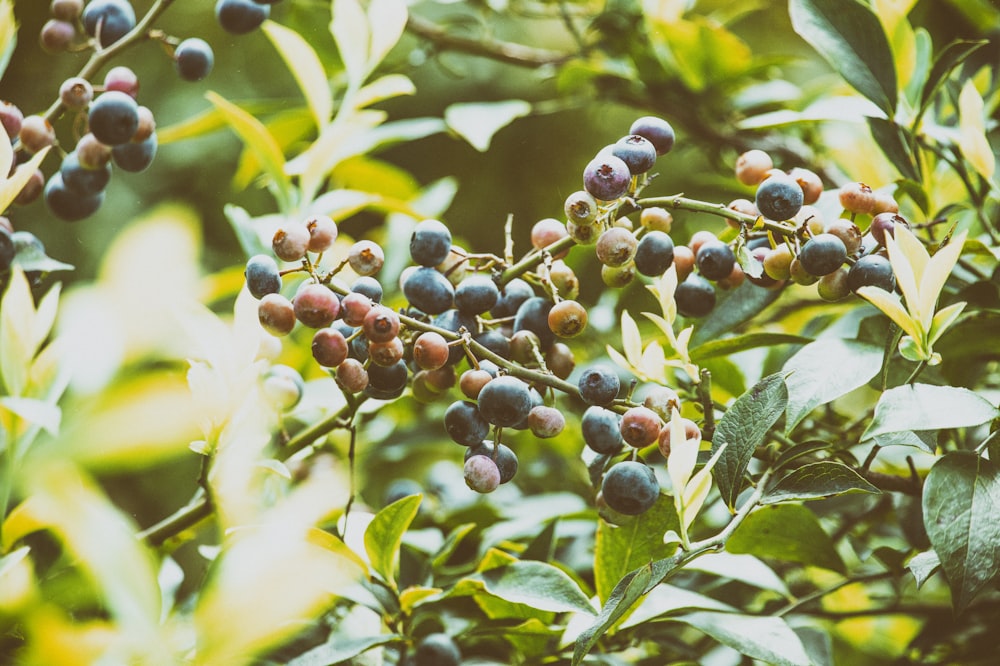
[[262, 21, 332, 129], [0, 146, 49, 214], [762, 461, 881, 504], [12, 233, 73, 274], [675, 611, 811, 666], [686, 552, 790, 596], [594, 494, 680, 603], [783, 338, 882, 434], [286, 634, 404, 666], [445, 100, 532, 152], [331, 0, 370, 86], [727, 503, 845, 573], [0, 397, 60, 435], [867, 117, 920, 181], [690, 280, 783, 346], [477, 560, 595, 615], [690, 333, 811, 362], [862, 383, 1000, 441], [363, 494, 422, 589], [1, 267, 35, 396], [958, 80, 995, 181], [0, 0, 15, 83], [922, 453, 1000, 613], [622, 584, 735, 629], [430, 523, 476, 570], [712, 373, 788, 510], [907, 550, 940, 589], [918, 39, 988, 120], [573, 561, 657, 665], [789, 0, 898, 115]]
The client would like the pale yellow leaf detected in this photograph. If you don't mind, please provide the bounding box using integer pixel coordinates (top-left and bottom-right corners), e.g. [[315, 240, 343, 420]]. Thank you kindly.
[[331, 0, 370, 87], [262, 21, 332, 129], [0, 147, 49, 213], [639, 341, 668, 384], [667, 409, 697, 499], [621, 310, 642, 366], [919, 230, 967, 328], [31, 282, 60, 357], [856, 286, 923, 342], [367, 0, 408, 71], [286, 109, 385, 202], [885, 227, 924, 325], [682, 442, 726, 532], [927, 300, 966, 347], [958, 80, 995, 181], [354, 73, 415, 109], [1, 266, 35, 396], [605, 345, 637, 378], [643, 312, 676, 345]]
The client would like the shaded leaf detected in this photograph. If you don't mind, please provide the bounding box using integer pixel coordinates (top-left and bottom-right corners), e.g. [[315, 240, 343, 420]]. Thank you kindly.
[[686, 552, 790, 596], [762, 461, 880, 504], [12, 235, 73, 274], [431, 523, 476, 570], [919, 39, 988, 118], [867, 117, 920, 181], [862, 383, 999, 441], [363, 494, 422, 589], [690, 333, 811, 362], [675, 611, 811, 666], [286, 634, 404, 666], [922, 453, 1000, 613], [445, 100, 532, 152], [789, 0, 898, 115], [712, 373, 788, 509], [690, 280, 783, 346], [783, 338, 882, 434], [262, 21, 331, 129], [478, 560, 595, 615], [595, 494, 679, 603], [727, 503, 845, 573], [573, 561, 657, 665]]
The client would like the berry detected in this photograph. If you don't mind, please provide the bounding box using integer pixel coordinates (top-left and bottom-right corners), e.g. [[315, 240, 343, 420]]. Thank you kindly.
[[433, 308, 479, 364], [272, 223, 311, 262], [175, 38, 215, 82], [788, 167, 823, 204], [817, 267, 851, 301], [258, 293, 296, 336], [455, 274, 500, 314], [445, 400, 490, 446], [583, 154, 631, 201], [762, 244, 793, 281], [870, 212, 908, 246], [0, 101, 23, 141], [111, 133, 157, 172], [838, 182, 876, 215], [672, 245, 695, 281], [513, 296, 555, 350], [414, 633, 461, 666], [640, 206, 673, 233], [76, 133, 112, 168], [459, 368, 492, 399], [0, 228, 14, 273], [578, 364, 620, 406], [465, 441, 518, 484], [798, 233, 847, 277], [567, 220, 599, 245], [51, 0, 84, 21], [475, 328, 511, 360], [82, 0, 136, 47], [530, 217, 569, 253], [410, 218, 452, 267], [350, 276, 382, 302], [413, 331, 450, 370], [595, 227, 637, 267], [215, 0, 270, 35], [620, 406, 662, 447], [545, 342, 575, 379], [306, 215, 337, 253], [612, 134, 657, 174], [674, 274, 716, 317], [464, 455, 501, 493], [364, 360, 408, 400], [547, 299, 587, 338], [629, 116, 675, 155], [527, 405, 565, 438], [696, 240, 736, 281], [59, 77, 93, 111], [245, 255, 282, 299], [44, 173, 104, 222], [262, 364, 304, 410], [477, 375, 532, 427], [311, 327, 349, 368], [348, 240, 384, 276], [601, 461, 659, 515], [293, 283, 340, 328], [336, 358, 369, 393], [403, 266, 454, 314], [581, 406, 624, 454], [634, 230, 675, 277], [13, 170, 44, 206], [40, 19, 76, 53], [103, 66, 139, 98], [19, 115, 56, 153], [848, 254, 895, 293], [341, 293, 373, 327], [131, 105, 156, 142], [548, 260, 579, 299], [755, 175, 804, 221], [642, 385, 681, 420], [60, 151, 111, 196], [491, 277, 534, 318], [88, 91, 140, 146], [565, 190, 598, 225], [824, 218, 863, 255], [735, 149, 773, 186], [369, 337, 404, 367], [362, 305, 399, 343]]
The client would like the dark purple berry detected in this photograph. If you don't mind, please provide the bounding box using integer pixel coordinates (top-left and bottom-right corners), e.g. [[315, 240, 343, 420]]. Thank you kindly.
[[111, 132, 157, 172], [82, 0, 136, 47], [215, 0, 269, 35], [403, 266, 454, 314], [755, 175, 804, 221], [611, 134, 657, 175], [491, 278, 534, 318], [513, 296, 555, 350], [60, 151, 111, 196], [350, 276, 382, 303], [848, 254, 895, 293], [583, 154, 631, 201], [477, 376, 532, 427], [245, 254, 281, 299], [629, 116, 675, 155], [455, 274, 499, 314], [696, 240, 736, 281], [410, 218, 452, 267], [601, 461, 659, 515], [364, 360, 408, 400], [634, 230, 675, 277], [674, 274, 716, 318], [578, 364, 620, 406], [44, 173, 104, 222], [175, 37, 215, 82], [582, 406, 624, 454], [798, 233, 848, 277], [88, 91, 139, 146], [445, 400, 490, 446]]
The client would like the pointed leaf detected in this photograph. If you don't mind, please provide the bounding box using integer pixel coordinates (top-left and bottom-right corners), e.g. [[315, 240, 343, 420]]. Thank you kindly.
[[922, 453, 1000, 612], [620, 310, 642, 366], [867, 117, 920, 181], [1, 266, 35, 396], [856, 286, 922, 342], [711, 373, 788, 509], [668, 409, 699, 501], [727, 503, 845, 573], [0, 147, 49, 213], [287, 634, 404, 666], [595, 494, 679, 602], [885, 229, 925, 325], [675, 611, 811, 666], [331, 0, 369, 86], [354, 73, 415, 108], [478, 560, 595, 615], [682, 443, 727, 531], [639, 341, 667, 384], [907, 550, 940, 589], [0, 397, 60, 435], [862, 383, 1000, 441], [0, 0, 15, 82], [445, 100, 532, 152], [919, 231, 967, 329], [262, 21, 332, 128], [958, 80, 995, 181], [762, 461, 880, 504], [690, 333, 811, 362], [918, 39, 988, 118], [363, 494, 422, 589], [367, 0, 408, 70], [789, 0, 898, 115], [927, 301, 966, 346], [690, 280, 782, 346], [573, 561, 656, 664], [783, 338, 882, 434]]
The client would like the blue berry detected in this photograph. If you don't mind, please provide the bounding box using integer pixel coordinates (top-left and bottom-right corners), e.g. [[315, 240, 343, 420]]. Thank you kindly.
[[611, 134, 657, 175], [403, 266, 454, 314], [410, 219, 452, 267], [578, 364, 620, 406], [351, 276, 383, 302], [848, 254, 895, 292], [445, 400, 490, 446], [111, 132, 157, 172], [602, 461, 659, 515], [82, 0, 136, 47], [175, 38, 214, 82], [634, 230, 675, 277], [513, 296, 555, 351], [674, 274, 716, 317], [245, 254, 282, 299], [583, 154, 631, 201], [798, 233, 847, 277], [455, 274, 500, 314], [755, 175, 804, 221], [477, 375, 532, 427], [629, 116, 675, 155], [491, 278, 534, 317], [474, 329, 511, 360], [364, 360, 408, 400], [696, 240, 736, 281], [215, 0, 269, 35], [60, 151, 111, 196], [44, 173, 104, 222], [432, 308, 479, 365], [582, 406, 624, 454], [465, 441, 518, 484], [88, 91, 139, 146]]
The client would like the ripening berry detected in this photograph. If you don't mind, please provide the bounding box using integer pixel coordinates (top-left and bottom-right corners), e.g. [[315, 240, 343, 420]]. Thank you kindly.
[[369, 336, 404, 367], [620, 406, 662, 448], [336, 358, 369, 392], [413, 331, 450, 370], [509, 329, 540, 365], [459, 368, 492, 399], [40, 19, 76, 53], [525, 405, 563, 439], [531, 217, 569, 252], [869, 212, 908, 246], [131, 106, 156, 142], [305, 215, 337, 253], [717, 262, 745, 290], [565, 190, 598, 225], [348, 240, 384, 276], [872, 192, 899, 214], [59, 77, 93, 111], [362, 305, 399, 343], [583, 154, 631, 201], [465, 441, 518, 484], [293, 283, 340, 328], [547, 299, 587, 338], [762, 244, 793, 281], [545, 341, 575, 379], [311, 327, 349, 368], [103, 66, 139, 98], [464, 454, 501, 493], [727, 198, 757, 219], [51, 0, 84, 22], [262, 364, 304, 410], [672, 245, 695, 281], [19, 115, 56, 153], [0, 101, 23, 141], [838, 182, 877, 215], [596, 227, 638, 267], [258, 293, 296, 336], [13, 170, 44, 206], [640, 206, 673, 233], [788, 167, 823, 205], [642, 385, 681, 420], [735, 149, 773, 186], [567, 219, 599, 245], [824, 218, 863, 255], [272, 222, 311, 262]]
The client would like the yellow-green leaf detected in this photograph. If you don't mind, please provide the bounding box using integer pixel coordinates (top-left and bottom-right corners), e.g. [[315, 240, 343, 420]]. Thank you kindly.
[[0, 0, 15, 81], [639, 341, 667, 384], [1, 267, 35, 396], [958, 79, 995, 181], [0, 397, 60, 435], [681, 443, 726, 532], [0, 147, 49, 213], [621, 310, 642, 366], [919, 230, 967, 328], [262, 21, 332, 129], [885, 225, 925, 323], [367, 0, 408, 71], [331, 0, 369, 87], [927, 300, 966, 347], [354, 73, 415, 109], [667, 409, 698, 502], [363, 494, 422, 589], [856, 286, 922, 342]]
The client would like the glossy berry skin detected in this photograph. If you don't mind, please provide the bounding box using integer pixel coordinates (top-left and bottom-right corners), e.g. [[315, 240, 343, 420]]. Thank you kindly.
[[413, 331, 450, 370], [445, 400, 490, 446], [583, 154, 631, 201], [491, 278, 534, 318], [755, 175, 804, 221], [465, 441, 518, 484], [111, 133, 157, 172], [674, 274, 716, 318], [634, 230, 675, 277], [620, 406, 662, 447], [293, 283, 340, 328], [88, 91, 139, 146], [362, 305, 399, 343], [60, 152, 111, 196], [629, 116, 675, 155], [410, 218, 452, 266], [348, 240, 384, 276], [798, 233, 848, 277], [582, 406, 624, 454], [527, 405, 565, 438], [475, 329, 511, 360], [44, 173, 104, 222], [433, 309, 478, 365], [175, 38, 215, 81], [547, 299, 587, 338], [578, 364, 620, 406], [303, 215, 337, 253], [40, 19, 75, 53], [464, 455, 501, 493], [258, 293, 296, 336], [696, 240, 736, 281], [272, 223, 311, 262], [612, 134, 657, 175], [0, 101, 23, 141], [368, 337, 404, 367], [847, 254, 895, 293], [18, 116, 56, 153], [364, 360, 408, 400], [82, 0, 136, 47], [403, 266, 454, 314], [602, 461, 659, 515], [215, 0, 269, 34], [596, 227, 638, 267], [455, 274, 500, 314], [311, 327, 349, 368], [350, 276, 381, 302], [870, 212, 908, 246], [513, 296, 555, 350], [245, 254, 281, 298], [340, 292, 372, 326], [103, 66, 139, 98], [336, 358, 368, 393], [735, 149, 773, 186], [477, 376, 532, 427]]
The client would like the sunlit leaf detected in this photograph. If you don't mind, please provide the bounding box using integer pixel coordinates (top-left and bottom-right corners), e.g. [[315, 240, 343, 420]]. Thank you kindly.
[[354, 73, 415, 109], [0, 146, 49, 214], [674, 611, 811, 666], [364, 494, 422, 589], [862, 383, 999, 441], [620, 310, 642, 366], [918, 39, 988, 119], [727, 503, 845, 573], [0, 397, 60, 435], [367, 0, 408, 71], [0, 0, 14, 82], [919, 231, 967, 329], [445, 100, 532, 152], [1, 266, 35, 396], [957, 80, 995, 181], [927, 301, 966, 346], [856, 286, 922, 342], [287, 634, 405, 666], [885, 227, 925, 324], [262, 21, 332, 129], [682, 443, 727, 531], [477, 560, 595, 615], [762, 461, 880, 504], [331, 0, 369, 87], [667, 409, 699, 502], [691, 332, 811, 362]]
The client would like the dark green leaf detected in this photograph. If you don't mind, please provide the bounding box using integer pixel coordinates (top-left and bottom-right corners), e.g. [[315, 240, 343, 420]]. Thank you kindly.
[[773, 440, 832, 471], [783, 339, 882, 434], [521, 519, 559, 562], [690, 333, 812, 362], [867, 117, 920, 181], [893, 179, 930, 215], [907, 550, 940, 589], [573, 561, 657, 665], [762, 461, 881, 504], [430, 523, 476, 570], [286, 634, 404, 666], [363, 494, 422, 589], [727, 504, 845, 573], [478, 560, 595, 615], [690, 281, 783, 346], [922, 453, 1000, 613], [862, 384, 1000, 442], [789, 0, 898, 115], [712, 373, 788, 509], [674, 611, 811, 666], [594, 494, 680, 603], [918, 39, 988, 119]]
